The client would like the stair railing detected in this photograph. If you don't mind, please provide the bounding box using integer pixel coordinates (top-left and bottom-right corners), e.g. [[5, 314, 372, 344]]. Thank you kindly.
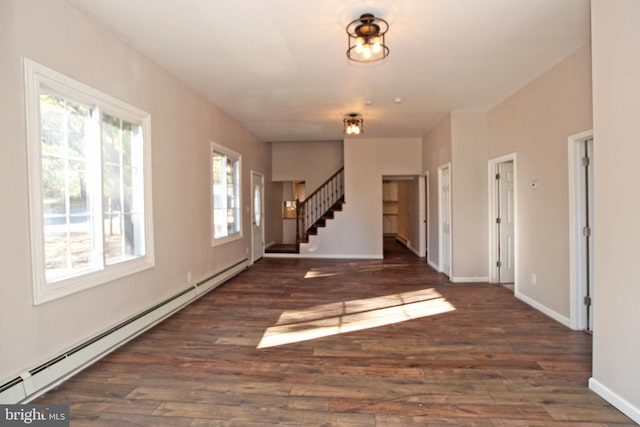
[[296, 167, 344, 244]]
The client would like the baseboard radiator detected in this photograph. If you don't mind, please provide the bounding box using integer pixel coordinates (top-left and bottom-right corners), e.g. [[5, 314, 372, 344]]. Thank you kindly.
[[0, 258, 248, 404]]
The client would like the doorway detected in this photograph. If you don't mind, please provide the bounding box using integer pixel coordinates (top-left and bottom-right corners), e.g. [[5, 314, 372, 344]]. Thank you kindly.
[[438, 164, 452, 277], [568, 131, 594, 332], [488, 154, 517, 286], [251, 171, 265, 264]]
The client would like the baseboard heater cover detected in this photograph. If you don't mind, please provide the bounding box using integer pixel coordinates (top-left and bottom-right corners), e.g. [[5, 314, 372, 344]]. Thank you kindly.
[[0, 258, 248, 404]]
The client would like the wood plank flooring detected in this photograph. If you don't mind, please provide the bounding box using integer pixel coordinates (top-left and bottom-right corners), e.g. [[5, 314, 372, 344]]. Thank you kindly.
[[35, 238, 636, 426]]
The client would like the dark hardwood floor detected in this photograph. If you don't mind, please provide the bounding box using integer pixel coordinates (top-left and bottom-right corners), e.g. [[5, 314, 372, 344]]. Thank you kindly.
[[36, 238, 636, 426]]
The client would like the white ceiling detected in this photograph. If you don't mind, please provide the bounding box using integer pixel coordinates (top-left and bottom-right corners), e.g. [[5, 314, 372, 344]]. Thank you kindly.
[[67, 0, 591, 142]]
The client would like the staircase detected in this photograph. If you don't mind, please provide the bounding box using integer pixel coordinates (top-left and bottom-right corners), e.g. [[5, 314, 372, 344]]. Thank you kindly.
[[296, 168, 344, 250]]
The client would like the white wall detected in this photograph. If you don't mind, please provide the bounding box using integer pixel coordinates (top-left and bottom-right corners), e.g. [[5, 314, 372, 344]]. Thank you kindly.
[[396, 179, 421, 253], [300, 138, 422, 257], [451, 112, 489, 281], [272, 140, 343, 192], [487, 43, 592, 322], [0, 0, 270, 384], [590, 0, 640, 422], [421, 115, 452, 269]]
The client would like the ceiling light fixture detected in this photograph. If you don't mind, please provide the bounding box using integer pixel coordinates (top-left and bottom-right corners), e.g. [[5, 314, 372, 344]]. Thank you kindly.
[[343, 113, 364, 135], [346, 13, 389, 63]]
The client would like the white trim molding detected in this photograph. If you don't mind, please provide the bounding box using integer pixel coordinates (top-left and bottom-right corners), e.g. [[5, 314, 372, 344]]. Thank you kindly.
[[589, 377, 640, 424], [450, 276, 489, 283], [515, 290, 571, 328]]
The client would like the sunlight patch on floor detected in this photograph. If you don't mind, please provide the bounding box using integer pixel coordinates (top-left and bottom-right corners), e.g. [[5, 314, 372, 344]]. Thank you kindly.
[[302, 261, 411, 279], [257, 288, 455, 348], [304, 270, 338, 278]]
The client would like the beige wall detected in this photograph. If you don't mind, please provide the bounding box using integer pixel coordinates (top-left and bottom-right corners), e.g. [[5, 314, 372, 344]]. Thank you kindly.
[[271, 140, 343, 192], [0, 0, 270, 383], [271, 140, 343, 244], [487, 43, 592, 320], [451, 112, 489, 281], [395, 179, 421, 254], [421, 115, 452, 269], [396, 180, 411, 241], [300, 138, 422, 257], [591, 0, 640, 421]]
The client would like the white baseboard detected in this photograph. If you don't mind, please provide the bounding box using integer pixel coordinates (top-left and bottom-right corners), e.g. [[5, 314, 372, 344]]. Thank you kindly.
[[0, 259, 248, 405], [589, 377, 640, 424], [515, 290, 571, 328], [427, 258, 440, 271], [450, 276, 489, 283]]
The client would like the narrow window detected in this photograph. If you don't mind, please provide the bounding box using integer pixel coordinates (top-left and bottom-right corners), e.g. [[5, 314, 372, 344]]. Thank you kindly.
[[211, 142, 242, 245]]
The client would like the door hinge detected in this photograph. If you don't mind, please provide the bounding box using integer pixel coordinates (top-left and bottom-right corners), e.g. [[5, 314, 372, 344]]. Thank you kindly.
[[583, 226, 591, 237], [584, 296, 591, 306], [496, 261, 502, 268], [496, 217, 502, 224], [582, 156, 591, 167], [496, 173, 501, 180]]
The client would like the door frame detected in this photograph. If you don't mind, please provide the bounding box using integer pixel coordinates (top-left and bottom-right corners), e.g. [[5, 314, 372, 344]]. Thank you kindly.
[[250, 170, 265, 265], [422, 171, 429, 261], [568, 130, 594, 331], [438, 164, 452, 277], [488, 153, 517, 285]]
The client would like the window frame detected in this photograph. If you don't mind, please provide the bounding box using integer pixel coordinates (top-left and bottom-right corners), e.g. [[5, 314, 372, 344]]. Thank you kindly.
[[210, 141, 243, 247], [24, 58, 155, 305]]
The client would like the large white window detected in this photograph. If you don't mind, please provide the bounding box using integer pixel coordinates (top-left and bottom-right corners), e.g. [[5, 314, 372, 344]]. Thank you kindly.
[[25, 59, 154, 304], [211, 142, 242, 246]]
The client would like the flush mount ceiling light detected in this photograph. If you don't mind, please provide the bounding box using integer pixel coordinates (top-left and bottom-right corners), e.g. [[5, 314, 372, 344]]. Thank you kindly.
[[346, 13, 389, 62], [343, 113, 364, 135]]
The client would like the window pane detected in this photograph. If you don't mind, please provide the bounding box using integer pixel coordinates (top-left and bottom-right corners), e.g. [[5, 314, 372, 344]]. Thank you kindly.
[[40, 92, 97, 282], [67, 100, 90, 159], [40, 93, 66, 156], [254, 185, 261, 227], [42, 156, 66, 218], [227, 158, 240, 234], [102, 113, 145, 264]]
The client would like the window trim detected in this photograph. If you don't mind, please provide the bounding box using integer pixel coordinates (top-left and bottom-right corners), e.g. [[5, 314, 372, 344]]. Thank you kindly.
[[24, 58, 155, 305], [211, 141, 243, 247]]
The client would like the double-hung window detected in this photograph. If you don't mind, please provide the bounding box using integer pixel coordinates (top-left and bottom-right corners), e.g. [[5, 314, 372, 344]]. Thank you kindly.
[[25, 59, 154, 304], [211, 142, 242, 246]]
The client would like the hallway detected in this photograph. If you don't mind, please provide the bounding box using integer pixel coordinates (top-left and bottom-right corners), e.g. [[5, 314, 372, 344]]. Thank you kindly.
[[35, 239, 634, 425]]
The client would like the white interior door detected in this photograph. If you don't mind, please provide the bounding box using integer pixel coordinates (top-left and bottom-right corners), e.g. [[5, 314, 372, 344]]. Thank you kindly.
[[497, 161, 515, 283], [251, 171, 264, 264], [439, 165, 451, 277]]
